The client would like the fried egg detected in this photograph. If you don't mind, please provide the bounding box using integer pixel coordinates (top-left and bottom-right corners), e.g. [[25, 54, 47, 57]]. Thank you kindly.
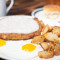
[[0, 39, 6, 46], [0, 39, 43, 59]]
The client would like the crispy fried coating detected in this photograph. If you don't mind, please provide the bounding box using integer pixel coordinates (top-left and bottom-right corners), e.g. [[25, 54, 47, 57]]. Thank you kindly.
[[39, 20, 45, 28], [38, 51, 54, 59], [52, 26, 60, 37], [58, 38, 60, 43], [31, 21, 60, 59], [55, 43, 60, 56], [42, 25, 53, 35], [31, 35, 45, 44], [48, 42, 55, 51], [54, 38, 60, 43], [48, 26, 53, 31], [40, 42, 49, 50], [44, 32, 58, 42], [42, 25, 49, 35]]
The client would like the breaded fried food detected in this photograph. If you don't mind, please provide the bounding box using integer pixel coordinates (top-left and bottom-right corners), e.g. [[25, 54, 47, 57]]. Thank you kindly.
[[42, 24, 53, 35], [44, 32, 58, 42], [39, 20, 45, 28], [52, 26, 60, 37], [54, 38, 60, 43], [38, 51, 54, 59], [0, 17, 42, 40], [44, 32, 60, 43], [55, 43, 60, 56], [57, 38, 60, 43], [48, 42, 55, 51], [31, 35, 45, 44], [40, 42, 49, 50]]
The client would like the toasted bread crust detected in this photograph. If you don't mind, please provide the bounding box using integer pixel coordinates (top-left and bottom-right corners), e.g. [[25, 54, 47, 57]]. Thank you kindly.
[[44, 4, 60, 12], [0, 18, 42, 40]]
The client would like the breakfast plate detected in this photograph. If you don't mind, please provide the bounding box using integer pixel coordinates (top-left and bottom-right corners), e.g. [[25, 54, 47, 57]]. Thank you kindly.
[[32, 8, 60, 26], [0, 15, 60, 60], [0, 39, 60, 60], [0, 15, 41, 60]]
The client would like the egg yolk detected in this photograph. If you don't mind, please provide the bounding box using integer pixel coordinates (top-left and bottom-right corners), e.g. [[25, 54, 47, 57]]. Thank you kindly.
[[22, 44, 36, 52], [0, 39, 6, 46]]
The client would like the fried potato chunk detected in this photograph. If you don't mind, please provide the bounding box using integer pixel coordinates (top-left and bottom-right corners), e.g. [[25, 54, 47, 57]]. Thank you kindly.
[[40, 42, 49, 50], [44, 32, 58, 42], [49, 26, 53, 32], [55, 43, 60, 56], [54, 38, 60, 43], [58, 38, 60, 43], [52, 26, 60, 37], [42, 25, 49, 35], [31, 36, 45, 44], [42, 25, 53, 35], [48, 42, 55, 51], [38, 51, 54, 59]]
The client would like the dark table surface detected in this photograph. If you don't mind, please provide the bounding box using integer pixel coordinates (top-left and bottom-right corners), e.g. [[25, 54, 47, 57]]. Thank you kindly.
[[0, 0, 60, 60], [7, 0, 60, 15]]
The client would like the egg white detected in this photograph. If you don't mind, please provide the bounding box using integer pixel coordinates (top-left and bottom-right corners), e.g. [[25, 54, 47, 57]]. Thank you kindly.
[[0, 39, 43, 60]]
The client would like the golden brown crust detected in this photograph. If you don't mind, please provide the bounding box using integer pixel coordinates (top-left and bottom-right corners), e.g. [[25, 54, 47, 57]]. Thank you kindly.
[[48, 42, 55, 51], [40, 42, 49, 50], [55, 43, 60, 56], [44, 4, 60, 12], [31, 35, 45, 44], [0, 18, 42, 40], [52, 26, 60, 37], [39, 20, 45, 28], [44, 32, 58, 42], [38, 51, 54, 59]]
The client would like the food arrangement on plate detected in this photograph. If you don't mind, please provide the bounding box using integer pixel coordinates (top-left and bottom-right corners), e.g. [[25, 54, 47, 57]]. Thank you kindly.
[[32, 21, 60, 58], [0, 16, 41, 40], [32, 4, 60, 26], [0, 4, 60, 60], [0, 16, 43, 60]]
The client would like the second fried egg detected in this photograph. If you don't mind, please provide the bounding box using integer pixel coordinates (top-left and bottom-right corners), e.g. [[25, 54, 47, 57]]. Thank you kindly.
[[0, 39, 43, 59]]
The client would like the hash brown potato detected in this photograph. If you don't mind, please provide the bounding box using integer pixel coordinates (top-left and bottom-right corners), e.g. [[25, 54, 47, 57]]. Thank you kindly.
[[52, 26, 60, 37], [38, 51, 54, 59], [42, 24, 53, 35], [31, 35, 45, 44], [44, 32, 58, 42], [48, 42, 55, 51], [55, 43, 60, 56], [31, 20, 60, 59], [40, 42, 49, 50]]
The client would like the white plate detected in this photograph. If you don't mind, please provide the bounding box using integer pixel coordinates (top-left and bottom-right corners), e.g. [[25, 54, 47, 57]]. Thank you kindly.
[[32, 8, 60, 26], [0, 15, 60, 60]]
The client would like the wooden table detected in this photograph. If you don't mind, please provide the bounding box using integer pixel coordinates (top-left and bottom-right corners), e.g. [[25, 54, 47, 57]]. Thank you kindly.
[[7, 0, 60, 15], [0, 0, 60, 60]]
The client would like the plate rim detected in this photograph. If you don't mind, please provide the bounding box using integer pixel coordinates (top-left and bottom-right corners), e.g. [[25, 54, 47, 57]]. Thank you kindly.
[[0, 15, 34, 60], [0, 15, 60, 60], [31, 8, 43, 16], [0, 15, 33, 19]]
